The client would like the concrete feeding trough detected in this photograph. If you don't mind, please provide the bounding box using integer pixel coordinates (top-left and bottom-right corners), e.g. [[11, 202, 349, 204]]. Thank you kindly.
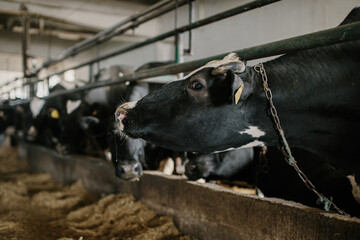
[[20, 143, 360, 240]]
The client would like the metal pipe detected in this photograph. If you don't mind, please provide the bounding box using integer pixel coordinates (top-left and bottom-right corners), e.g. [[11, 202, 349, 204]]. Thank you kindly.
[[8, 20, 360, 106], [30, 0, 176, 75], [32, 0, 280, 84], [174, 0, 181, 63], [63, 0, 190, 65], [0, 0, 191, 89], [96, 0, 190, 46], [21, 14, 29, 77], [184, 0, 195, 55], [96, 44, 101, 73]]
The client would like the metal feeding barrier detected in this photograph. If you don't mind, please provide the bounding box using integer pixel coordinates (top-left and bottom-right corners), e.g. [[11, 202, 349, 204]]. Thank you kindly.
[[5, 19, 360, 105], [0, 0, 280, 102]]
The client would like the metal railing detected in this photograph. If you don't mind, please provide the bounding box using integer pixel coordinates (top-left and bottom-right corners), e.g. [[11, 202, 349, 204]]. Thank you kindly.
[[4, 0, 358, 105], [6, 19, 360, 106], [28, 0, 281, 86], [28, 0, 191, 77], [0, 0, 192, 89], [0, 0, 280, 102]]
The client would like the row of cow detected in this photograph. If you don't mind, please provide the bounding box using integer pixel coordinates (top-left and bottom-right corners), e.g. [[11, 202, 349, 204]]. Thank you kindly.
[[1, 60, 360, 218], [1, 7, 360, 218]]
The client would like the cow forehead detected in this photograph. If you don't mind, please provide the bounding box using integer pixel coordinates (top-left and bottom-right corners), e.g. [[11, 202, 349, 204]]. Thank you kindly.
[[179, 53, 245, 81]]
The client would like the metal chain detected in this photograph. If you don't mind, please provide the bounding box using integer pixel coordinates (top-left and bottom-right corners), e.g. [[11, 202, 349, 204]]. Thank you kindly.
[[254, 63, 349, 216]]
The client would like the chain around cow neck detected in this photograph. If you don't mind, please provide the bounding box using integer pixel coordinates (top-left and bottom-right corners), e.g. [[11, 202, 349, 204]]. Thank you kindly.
[[253, 63, 349, 216]]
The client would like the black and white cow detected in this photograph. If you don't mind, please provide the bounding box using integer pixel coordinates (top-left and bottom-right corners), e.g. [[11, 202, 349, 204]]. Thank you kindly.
[[25, 84, 72, 149], [115, 8, 360, 209], [185, 148, 254, 181], [59, 65, 135, 156], [0, 100, 33, 146], [185, 147, 360, 217], [111, 61, 178, 180]]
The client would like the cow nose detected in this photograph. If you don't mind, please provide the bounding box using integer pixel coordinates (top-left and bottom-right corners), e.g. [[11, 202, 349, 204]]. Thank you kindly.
[[115, 107, 127, 123], [185, 164, 200, 180], [188, 164, 197, 172], [115, 162, 142, 180]]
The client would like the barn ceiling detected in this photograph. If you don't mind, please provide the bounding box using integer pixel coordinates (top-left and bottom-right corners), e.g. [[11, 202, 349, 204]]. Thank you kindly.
[[0, 0, 162, 40]]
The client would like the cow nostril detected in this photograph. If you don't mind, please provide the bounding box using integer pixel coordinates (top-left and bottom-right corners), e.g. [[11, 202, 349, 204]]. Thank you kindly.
[[188, 165, 197, 172], [116, 113, 127, 123]]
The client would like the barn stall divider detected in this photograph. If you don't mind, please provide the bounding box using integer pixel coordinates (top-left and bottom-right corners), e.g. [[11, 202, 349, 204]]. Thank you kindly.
[[1, 0, 360, 239]]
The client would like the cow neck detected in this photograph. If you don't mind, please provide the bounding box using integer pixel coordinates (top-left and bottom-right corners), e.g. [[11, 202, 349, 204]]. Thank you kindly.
[[229, 65, 279, 148], [236, 62, 306, 148], [253, 62, 349, 216], [254, 63, 296, 164]]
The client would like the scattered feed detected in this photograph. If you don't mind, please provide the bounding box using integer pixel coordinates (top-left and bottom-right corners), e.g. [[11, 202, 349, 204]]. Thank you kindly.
[[0, 146, 194, 240]]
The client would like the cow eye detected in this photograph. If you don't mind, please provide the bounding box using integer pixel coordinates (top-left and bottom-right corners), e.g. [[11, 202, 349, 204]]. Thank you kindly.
[[190, 81, 205, 91]]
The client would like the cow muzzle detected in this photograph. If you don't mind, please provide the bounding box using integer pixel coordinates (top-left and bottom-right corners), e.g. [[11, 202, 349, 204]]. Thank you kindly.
[[114, 161, 142, 181], [115, 101, 137, 131]]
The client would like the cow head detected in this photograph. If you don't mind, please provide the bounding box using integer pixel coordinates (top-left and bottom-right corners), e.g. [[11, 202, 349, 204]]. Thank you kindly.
[[110, 133, 145, 181], [185, 153, 220, 180], [115, 53, 264, 153], [185, 148, 254, 180]]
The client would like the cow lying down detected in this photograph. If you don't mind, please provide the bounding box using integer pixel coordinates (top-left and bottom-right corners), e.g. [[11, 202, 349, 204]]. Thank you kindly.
[[115, 7, 360, 214]]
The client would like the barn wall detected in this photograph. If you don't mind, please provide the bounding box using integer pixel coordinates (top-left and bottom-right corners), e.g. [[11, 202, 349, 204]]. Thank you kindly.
[[158, 0, 360, 64]]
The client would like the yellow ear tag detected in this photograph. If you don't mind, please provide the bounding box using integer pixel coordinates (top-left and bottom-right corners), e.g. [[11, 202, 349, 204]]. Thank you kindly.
[[51, 109, 60, 119], [234, 84, 244, 104], [92, 110, 98, 116]]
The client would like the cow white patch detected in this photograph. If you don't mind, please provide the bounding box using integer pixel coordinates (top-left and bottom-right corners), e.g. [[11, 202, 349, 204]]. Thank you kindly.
[[239, 126, 265, 138], [212, 140, 265, 154], [30, 97, 45, 118], [104, 149, 112, 162], [66, 100, 81, 114], [162, 157, 174, 175], [212, 148, 236, 154], [27, 126, 37, 141], [196, 178, 206, 184], [239, 140, 265, 149], [347, 175, 360, 204]]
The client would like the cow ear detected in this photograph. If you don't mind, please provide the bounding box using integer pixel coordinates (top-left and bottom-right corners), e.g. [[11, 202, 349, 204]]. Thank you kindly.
[[232, 73, 245, 105], [224, 69, 245, 105], [211, 61, 246, 76], [50, 108, 60, 119]]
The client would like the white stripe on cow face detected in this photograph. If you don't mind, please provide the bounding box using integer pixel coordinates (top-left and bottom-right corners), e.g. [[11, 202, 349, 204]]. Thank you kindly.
[[66, 100, 81, 114], [30, 97, 45, 118], [239, 126, 265, 138]]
